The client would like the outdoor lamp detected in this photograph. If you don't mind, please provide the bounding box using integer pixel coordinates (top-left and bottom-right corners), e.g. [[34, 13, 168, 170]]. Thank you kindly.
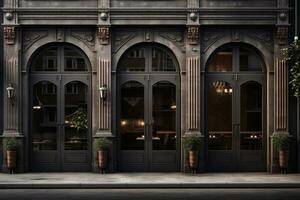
[[6, 84, 15, 99], [99, 85, 108, 100]]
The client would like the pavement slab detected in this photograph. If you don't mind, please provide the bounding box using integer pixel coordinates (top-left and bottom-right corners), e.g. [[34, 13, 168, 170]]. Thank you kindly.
[[0, 173, 300, 189]]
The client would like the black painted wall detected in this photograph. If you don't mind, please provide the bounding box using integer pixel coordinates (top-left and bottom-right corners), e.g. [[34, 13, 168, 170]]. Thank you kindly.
[[288, 0, 300, 172], [0, 0, 3, 170]]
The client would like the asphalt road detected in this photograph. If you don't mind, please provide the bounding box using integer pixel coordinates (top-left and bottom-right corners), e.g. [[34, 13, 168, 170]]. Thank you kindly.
[[0, 189, 300, 200]]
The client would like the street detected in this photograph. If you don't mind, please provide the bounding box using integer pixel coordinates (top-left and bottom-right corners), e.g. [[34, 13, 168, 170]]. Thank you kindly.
[[0, 189, 300, 200]]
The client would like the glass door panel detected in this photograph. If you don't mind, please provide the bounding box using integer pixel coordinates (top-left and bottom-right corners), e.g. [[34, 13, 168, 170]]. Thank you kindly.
[[64, 81, 88, 150], [32, 81, 58, 151], [152, 81, 176, 150], [240, 82, 262, 150], [208, 81, 233, 150], [120, 81, 145, 150]]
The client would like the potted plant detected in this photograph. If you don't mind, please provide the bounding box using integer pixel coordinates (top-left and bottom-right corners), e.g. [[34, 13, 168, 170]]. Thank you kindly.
[[272, 132, 290, 174], [94, 138, 112, 174], [3, 137, 20, 174], [183, 133, 202, 174]]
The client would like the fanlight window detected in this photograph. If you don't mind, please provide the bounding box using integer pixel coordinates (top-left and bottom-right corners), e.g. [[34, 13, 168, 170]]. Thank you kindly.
[[208, 45, 263, 72], [239, 48, 263, 71], [31, 45, 88, 72], [118, 45, 177, 72], [118, 47, 146, 72], [32, 47, 58, 71], [152, 47, 176, 71], [208, 48, 233, 72]]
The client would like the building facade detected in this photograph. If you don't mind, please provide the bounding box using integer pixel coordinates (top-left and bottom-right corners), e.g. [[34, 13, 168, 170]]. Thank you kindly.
[[1, 0, 298, 173]]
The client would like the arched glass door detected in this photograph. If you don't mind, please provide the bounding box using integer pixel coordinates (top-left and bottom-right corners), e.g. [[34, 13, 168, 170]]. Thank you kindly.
[[30, 44, 91, 172], [206, 44, 265, 172], [117, 44, 180, 172]]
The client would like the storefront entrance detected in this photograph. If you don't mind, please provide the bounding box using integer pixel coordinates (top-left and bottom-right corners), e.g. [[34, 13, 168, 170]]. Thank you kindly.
[[117, 44, 180, 172], [30, 44, 91, 172], [206, 44, 266, 172]]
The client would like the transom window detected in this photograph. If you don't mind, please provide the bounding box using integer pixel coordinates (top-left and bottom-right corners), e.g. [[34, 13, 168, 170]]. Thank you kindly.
[[208, 44, 264, 73], [118, 44, 177, 72], [31, 44, 89, 72]]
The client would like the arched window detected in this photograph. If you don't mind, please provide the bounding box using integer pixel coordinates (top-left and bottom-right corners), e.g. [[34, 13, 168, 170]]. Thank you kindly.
[[207, 44, 264, 73], [31, 44, 89, 72], [118, 44, 177, 72]]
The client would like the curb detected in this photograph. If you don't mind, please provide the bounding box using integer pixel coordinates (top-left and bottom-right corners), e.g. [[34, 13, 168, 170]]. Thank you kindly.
[[1, 183, 300, 189]]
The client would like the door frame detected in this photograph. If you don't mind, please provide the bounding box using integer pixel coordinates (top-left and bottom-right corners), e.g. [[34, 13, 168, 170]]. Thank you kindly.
[[204, 43, 267, 172], [115, 44, 181, 172], [116, 73, 180, 171], [29, 74, 92, 172], [205, 73, 266, 171], [28, 43, 92, 172]]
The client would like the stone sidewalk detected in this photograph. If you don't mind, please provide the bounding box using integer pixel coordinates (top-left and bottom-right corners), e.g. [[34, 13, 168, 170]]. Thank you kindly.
[[0, 173, 300, 189]]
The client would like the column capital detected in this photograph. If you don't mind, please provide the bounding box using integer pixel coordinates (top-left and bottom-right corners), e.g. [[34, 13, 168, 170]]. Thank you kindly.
[[97, 26, 110, 45], [187, 26, 199, 45], [4, 26, 16, 45], [276, 25, 289, 46]]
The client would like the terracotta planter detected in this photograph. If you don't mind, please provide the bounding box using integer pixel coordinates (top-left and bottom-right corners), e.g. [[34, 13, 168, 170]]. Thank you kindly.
[[279, 150, 288, 173], [98, 150, 108, 173], [189, 150, 199, 173], [6, 150, 16, 174]]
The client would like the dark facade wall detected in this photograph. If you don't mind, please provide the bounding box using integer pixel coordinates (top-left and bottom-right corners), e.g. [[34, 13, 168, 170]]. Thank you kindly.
[[0, 0, 3, 169], [288, 0, 299, 172]]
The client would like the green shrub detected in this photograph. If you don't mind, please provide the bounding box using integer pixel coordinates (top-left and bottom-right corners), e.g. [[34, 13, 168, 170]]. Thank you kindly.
[[94, 138, 112, 151], [183, 133, 202, 151], [283, 38, 300, 97], [3, 137, 20, 151], [272, 133, 289, 151]]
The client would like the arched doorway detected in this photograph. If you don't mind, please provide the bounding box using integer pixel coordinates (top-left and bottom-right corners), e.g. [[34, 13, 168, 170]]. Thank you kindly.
[[29, 44, 91, 172], [205, 44, 266, 172], [117, 44, 180, 172]]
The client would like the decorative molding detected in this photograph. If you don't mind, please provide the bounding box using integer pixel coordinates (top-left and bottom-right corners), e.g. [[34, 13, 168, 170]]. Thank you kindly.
[[23, 30, 48, 51], [247, 30, 274, 50], [159, 30, 185, 52], [202, 30, 226, 53], [98, 59, 110, 131], [187, 57, 199, 131], [4, 26, 16, 45], [202, 28, 274, 53], [112, 31, 137, 53], [187, 26, 199, 45], [71, 30, 95, 50], [4, 57, 18, 131], [5, 12, 14, 21], [232, 29, 241, 42], [56, 28, 65, 42], [144, 28, 154, 42], [275, 58, 288, 131], [276, 26, 288, 46], [188, 0, 198, 8], [4, 0, 16, 8], [98, 26, 110, 45]]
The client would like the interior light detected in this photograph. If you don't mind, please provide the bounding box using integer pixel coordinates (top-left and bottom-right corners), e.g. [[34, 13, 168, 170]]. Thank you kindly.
[[121, 120, 127, 126]]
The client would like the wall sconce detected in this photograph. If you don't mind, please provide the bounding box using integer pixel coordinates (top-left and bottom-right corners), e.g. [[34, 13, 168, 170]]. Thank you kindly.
[[99, 85, 108, 100], [6, 84, 15, 100]]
